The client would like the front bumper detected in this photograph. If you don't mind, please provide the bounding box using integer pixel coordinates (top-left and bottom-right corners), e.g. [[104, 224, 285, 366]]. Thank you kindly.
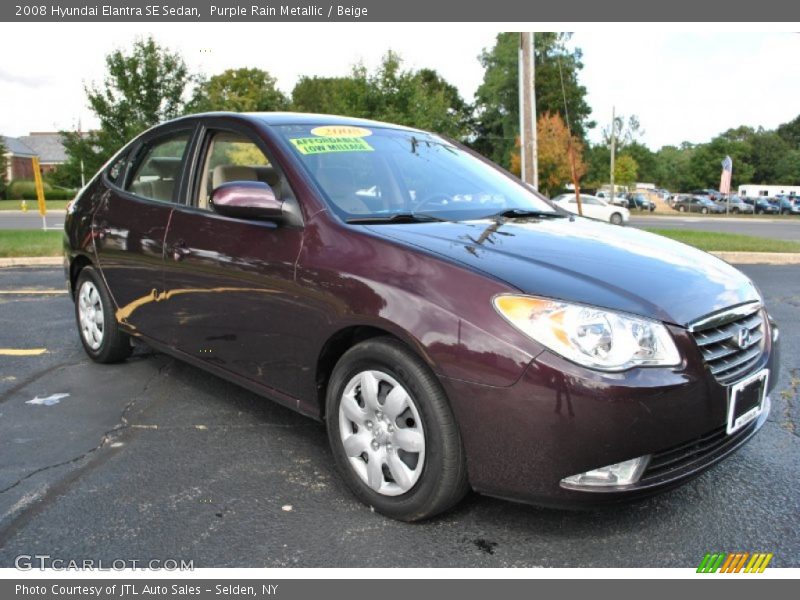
[[441, 320, 780, 508]]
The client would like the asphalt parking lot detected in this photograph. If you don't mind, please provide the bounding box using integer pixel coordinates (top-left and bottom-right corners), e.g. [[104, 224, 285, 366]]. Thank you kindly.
[[0, 266, 798, 568]]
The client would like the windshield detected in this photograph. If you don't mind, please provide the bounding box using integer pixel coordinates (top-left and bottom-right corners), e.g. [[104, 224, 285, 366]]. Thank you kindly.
[[274, 124, 556, 221]]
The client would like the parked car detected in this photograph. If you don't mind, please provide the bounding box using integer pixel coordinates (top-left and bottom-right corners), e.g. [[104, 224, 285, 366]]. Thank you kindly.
[[596, 190, 629, 207], [626, 193, 656, 212], [715, 196, 754, 214], [742, 197, 780, 215], [673, 195, 726, 214], [774, 195, 800, 215], [64, 112, 780, 521], [551, 194, 630, 225], [690, 188, 724, 202]]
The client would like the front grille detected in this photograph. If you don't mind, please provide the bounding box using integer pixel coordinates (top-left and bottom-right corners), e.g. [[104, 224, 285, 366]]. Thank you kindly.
[[689, 303, 765, 386], [641, 421, 756, 482]]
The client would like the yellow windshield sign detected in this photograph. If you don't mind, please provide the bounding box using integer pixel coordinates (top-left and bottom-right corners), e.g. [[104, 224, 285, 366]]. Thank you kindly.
[[290, 137, 374, 155], [311, 125, 372, 138]]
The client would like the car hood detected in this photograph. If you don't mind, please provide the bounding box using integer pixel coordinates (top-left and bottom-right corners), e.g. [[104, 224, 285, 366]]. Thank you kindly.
[[365, 217, 760, 326]]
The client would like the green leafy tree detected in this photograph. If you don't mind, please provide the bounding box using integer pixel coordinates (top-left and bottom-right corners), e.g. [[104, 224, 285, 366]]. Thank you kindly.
[[188, 68, 289, 113], [614, 154, 638, 188], [776, 115, 800, 148], [653, 144, 699, 191], [0, 136, 8, 198], [473, 32, 594, 168], [291, 52, 472, 139], [59, 36, 191, 187], [747, 130, 790, 183], [775, 149, 800, 185], [622, 142, 657, 184]]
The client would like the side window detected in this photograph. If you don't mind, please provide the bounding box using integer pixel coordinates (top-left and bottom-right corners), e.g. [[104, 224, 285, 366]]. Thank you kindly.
[[126, 132, 191, 202], [197, 131, 281, 210], [106, 151, 129, 186]]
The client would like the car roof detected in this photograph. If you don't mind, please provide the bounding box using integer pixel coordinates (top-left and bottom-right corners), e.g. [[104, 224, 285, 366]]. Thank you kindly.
[[166, 111, 425, 133]]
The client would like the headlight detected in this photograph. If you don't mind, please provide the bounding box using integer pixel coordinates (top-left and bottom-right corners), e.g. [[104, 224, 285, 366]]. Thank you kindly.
[[493, 295, 680, 371]]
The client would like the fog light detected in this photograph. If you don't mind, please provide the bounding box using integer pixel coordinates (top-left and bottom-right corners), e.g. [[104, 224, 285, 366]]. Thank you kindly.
[[560, 456, 650, 490]]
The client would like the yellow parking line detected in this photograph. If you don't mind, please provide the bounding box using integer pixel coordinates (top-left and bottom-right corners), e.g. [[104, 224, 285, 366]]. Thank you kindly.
[[0, 289, 68, 295], [0, 348, 48, 356]]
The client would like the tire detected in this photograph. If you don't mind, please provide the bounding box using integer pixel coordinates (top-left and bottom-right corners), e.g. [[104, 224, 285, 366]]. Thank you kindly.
[[678, 205, 686, 212], [325, 337, 469, 521], [701, 207, 709, 214], [74, 266, 132, 363], [732, 208, 739, 214], [610, 212, 623, 226]]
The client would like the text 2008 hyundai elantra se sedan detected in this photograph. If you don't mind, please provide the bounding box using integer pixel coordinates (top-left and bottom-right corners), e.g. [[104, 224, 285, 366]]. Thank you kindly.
[[64, 113, 780, 521]]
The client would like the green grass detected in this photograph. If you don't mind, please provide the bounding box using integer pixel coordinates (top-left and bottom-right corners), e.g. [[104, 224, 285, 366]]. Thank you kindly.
[[0, 199, 69, 211], [645, 228, 800, 252], [0, 230, 62, 257]]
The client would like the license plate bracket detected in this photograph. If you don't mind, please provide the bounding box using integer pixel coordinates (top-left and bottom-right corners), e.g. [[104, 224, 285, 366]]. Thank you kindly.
[[727, 369, 768, 435]]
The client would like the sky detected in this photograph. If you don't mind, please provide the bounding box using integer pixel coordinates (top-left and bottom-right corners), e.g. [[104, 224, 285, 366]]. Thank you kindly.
[[1, 24, 799, 150]]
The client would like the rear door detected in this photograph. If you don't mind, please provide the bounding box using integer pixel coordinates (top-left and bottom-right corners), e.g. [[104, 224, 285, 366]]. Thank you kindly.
[[160, 121, 306, 399], [93, 125, 197, 339]]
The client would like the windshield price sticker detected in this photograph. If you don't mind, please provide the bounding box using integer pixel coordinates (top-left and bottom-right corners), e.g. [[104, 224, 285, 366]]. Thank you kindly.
[[311, 126, 373, 138], [290, 137, 374, 155]]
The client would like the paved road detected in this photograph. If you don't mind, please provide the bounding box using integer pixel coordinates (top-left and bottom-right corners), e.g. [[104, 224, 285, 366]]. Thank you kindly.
[[0, 266, 798, 568], [630, 215, 800, 241], [0, 212, 63, 230]]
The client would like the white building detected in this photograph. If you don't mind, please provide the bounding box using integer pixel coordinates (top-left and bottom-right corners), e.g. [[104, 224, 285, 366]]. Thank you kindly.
[[738, 184, 799, 198]]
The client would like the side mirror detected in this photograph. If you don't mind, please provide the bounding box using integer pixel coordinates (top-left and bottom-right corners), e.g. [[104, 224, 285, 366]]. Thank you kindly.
[[211, 181, 283, 220]]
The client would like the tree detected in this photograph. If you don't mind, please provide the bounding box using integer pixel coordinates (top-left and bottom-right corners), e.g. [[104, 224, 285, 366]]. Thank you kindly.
[[614, 154, 638, 188], [59, 36, 191, 187], [776, 115, 800, 148], [0, 136, 7, 198], [188, 68, 289, 113], [473, 32, 594, 168], [747, 130, 790, 184], [775, 149, 800, 185], [622, 142, 657, 184], [291, 52, 472, 139], [513, 112, 585, 196], [602, 114, 645, 151]]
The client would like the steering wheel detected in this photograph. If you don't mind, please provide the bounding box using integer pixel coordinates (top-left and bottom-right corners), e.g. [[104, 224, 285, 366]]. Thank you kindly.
[[412, 193, 454, 212]]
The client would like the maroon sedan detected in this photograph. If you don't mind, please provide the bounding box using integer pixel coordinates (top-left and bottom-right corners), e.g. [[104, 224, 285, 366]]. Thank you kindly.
[[64, 113, 780, 520]]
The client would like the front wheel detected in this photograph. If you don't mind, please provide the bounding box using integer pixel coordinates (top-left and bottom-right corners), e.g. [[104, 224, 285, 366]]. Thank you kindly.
[[701, 207, 709, 214], [74, 266, 132, 363], [610, 212, 623, 225], [326, 337, 469, 521], [678, 205, 686, 212]]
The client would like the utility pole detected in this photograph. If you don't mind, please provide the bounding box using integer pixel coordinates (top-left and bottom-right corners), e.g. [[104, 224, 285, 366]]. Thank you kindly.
[[519, 32, 538, 189], [609, 105, 616, 199]]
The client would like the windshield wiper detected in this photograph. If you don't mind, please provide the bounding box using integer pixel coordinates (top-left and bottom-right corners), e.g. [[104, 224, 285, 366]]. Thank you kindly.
[[346, 213, 447, 225], [485, 208, 566, 219]]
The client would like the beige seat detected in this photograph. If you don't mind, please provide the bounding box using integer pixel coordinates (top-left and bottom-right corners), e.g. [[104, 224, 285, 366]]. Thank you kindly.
[[212, 165, 259, 190]]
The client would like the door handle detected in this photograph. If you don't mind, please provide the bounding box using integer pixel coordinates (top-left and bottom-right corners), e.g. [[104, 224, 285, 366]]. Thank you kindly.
[[171, 240, 191, 261]]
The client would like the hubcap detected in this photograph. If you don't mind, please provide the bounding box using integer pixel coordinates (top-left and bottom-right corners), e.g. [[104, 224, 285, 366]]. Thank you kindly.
[[338, 370, 426, 496], [78, 281, 105, 350]]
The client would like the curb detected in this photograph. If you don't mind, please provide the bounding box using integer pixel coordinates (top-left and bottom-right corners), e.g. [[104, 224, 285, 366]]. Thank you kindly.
[[0, 257, 63, 267], [710, 252, 800, 264]]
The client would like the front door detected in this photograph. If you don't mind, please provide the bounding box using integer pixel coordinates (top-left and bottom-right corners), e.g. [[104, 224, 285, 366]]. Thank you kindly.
[[93, 127, 195, 339], [161, 127, 306, 398]]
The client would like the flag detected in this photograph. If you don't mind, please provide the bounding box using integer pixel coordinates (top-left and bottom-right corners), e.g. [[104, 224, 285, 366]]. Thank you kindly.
[[720, 155, 733, 194]]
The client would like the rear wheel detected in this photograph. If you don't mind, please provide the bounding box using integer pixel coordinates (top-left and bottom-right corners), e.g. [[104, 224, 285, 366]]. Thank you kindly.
[[326, 337, 469, 521], [678, 205, 686, 212], [74, 266, 132, 363], [701, 207, 709, 214]]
